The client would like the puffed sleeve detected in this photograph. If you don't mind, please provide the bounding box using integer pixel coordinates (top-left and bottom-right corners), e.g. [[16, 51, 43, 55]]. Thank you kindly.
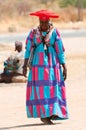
[[25, 29, 34, 59], [54, 28, 66, 64]]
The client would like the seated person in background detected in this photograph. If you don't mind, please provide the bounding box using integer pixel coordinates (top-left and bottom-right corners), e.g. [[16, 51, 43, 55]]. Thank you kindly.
[[0, 41, 25, 83]]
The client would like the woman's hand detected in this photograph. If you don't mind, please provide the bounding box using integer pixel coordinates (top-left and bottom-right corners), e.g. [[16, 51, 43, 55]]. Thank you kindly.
[[63, 67, 67, 81], [23, 66, 27, 77], [23, 59, 29, 77], [62, 64, 67, 81]]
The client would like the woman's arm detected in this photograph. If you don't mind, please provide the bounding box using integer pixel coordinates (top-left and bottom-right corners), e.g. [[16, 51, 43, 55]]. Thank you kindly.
[[54, 28, 67, 80], [23, 29, 34, 77]]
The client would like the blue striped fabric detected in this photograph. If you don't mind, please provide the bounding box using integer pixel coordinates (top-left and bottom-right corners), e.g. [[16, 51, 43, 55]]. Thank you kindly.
[[25, 27, 69, 120]]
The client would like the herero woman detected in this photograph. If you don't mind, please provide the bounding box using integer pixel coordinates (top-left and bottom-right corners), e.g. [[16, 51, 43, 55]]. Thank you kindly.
[[23, 10, 68, 124]]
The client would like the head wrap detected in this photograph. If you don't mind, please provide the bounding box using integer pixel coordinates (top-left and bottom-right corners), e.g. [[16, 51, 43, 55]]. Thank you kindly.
[[30, 10, 59, 21], [15, 41, 22, 47]]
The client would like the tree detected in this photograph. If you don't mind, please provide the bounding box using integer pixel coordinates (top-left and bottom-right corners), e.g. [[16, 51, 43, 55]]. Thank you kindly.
[[40, 0, 53, 4], [76, 0, 83, 21], [59, 0, 77, 7], [59, 0, 85, 21]]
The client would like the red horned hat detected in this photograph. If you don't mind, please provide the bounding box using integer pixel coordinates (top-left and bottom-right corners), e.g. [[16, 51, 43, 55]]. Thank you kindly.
[[30, 10, 59, 21]]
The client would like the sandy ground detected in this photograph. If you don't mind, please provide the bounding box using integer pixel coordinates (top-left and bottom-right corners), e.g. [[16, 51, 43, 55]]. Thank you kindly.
[[0, 37, 86, 130]]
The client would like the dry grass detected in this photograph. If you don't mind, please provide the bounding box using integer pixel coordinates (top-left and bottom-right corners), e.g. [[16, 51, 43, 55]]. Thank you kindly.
[[0, 0, 86, 33]]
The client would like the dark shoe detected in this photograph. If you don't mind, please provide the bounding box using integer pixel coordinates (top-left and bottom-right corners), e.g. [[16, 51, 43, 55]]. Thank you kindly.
[[40, 117, 54, 125], [50, 115, 58, 120]]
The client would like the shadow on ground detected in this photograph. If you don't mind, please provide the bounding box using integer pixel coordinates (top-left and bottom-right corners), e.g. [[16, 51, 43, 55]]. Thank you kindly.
[[0, 122, 61, 129]]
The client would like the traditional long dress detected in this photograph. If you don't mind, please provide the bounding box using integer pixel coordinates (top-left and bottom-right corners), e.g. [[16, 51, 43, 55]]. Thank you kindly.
[[25, 26, 68, 120]]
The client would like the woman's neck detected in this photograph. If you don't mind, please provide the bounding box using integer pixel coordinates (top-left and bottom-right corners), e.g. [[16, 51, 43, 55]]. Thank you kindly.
[[39, 25, 50, 33]]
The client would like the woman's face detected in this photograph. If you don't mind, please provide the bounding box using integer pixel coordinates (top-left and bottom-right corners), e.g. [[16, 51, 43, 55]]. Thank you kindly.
[[39, 20, 49, 31]]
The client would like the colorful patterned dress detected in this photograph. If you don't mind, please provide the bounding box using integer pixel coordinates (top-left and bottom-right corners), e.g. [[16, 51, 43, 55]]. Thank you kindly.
[[25, 26, 69, 120]]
